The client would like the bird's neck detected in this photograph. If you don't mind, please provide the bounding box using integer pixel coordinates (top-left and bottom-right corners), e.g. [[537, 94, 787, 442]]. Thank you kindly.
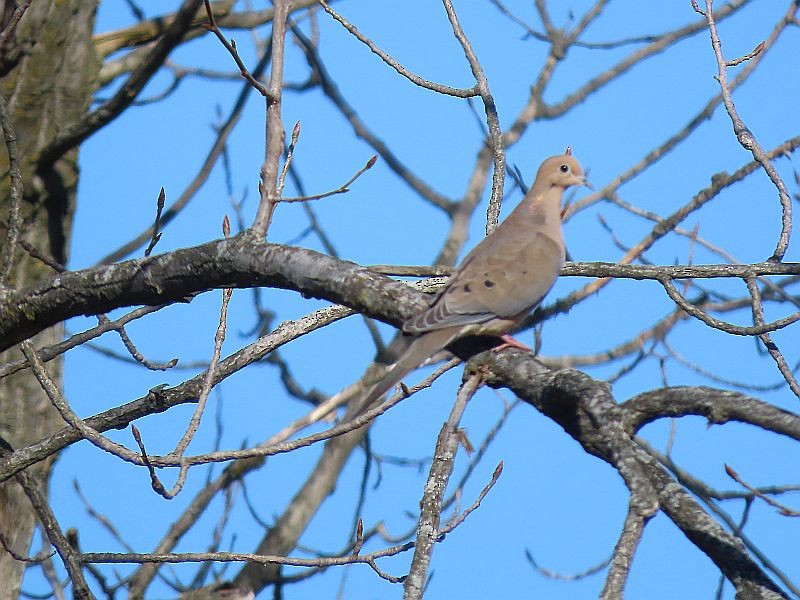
[[524, 187, 563, 230]]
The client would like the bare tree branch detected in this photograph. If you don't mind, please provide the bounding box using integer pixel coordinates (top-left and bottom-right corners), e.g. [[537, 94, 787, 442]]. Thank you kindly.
[[39, 0, 206, 166]]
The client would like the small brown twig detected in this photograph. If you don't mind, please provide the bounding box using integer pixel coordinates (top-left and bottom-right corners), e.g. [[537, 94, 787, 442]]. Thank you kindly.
[[99, 312, 179, 371], [15, 238, 66, 272], [0, 528, 55, 563], [0, 304, 168, 380], [73, 480, 136, 553], [276, 120, 300, 197], [661, 339, 789, 393], [525, 549, 609, 581], [279, 155, 377, 203], [441, 460, 503, 535], [144, 187, 166, 256], [203, 0, 270, 97], [726, 40, 765, 66], [130, 424, 172, 498], [172, 278, 232, 459], [487, 0, 548, 41], [725, 465, 800, 517]]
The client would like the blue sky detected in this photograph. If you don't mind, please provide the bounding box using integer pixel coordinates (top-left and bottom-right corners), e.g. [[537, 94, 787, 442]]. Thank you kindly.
[[18, 1, 800, 598]]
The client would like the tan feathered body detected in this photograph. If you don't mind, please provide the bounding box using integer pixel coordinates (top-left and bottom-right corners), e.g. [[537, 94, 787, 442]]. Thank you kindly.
[[354, 153, 587, 415]]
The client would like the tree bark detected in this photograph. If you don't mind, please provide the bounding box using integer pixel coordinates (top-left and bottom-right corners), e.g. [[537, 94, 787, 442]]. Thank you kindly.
[[0, 1, 99, 597]]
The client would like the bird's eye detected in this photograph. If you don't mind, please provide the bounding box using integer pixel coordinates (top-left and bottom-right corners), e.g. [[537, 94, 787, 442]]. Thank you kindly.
[[560, 164, 570, 173]]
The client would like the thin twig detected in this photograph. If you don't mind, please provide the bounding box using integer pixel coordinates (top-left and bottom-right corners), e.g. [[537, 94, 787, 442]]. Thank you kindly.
[[0, 528, 54, 563], [0, 439, 92, 598], [20, 341, 143, 464], [100, 37, 273, 264], [73, 480, 136, 552], [526, 549, 609, 582], [659, 277, 800, 337], [744, 275, 800, 398], [290, 23, 455, 213], [16, 237, 66, 273], [203, 0, 270, 97], [441, 0, 506, 234], [276, 120, 300, 197], [0, 304, 169, 380], [98, 312, 179, 371], [701, 0, 794, 261], [726, 40, 765, 66], [661, 339, 789, 393], [725, 465, 800, 517], [251, 0, 289, 236], [139, 254, 234, 499], [440, 460, 503, 535], [144, 187, 166, 257], [441, 397, 516, 512], [318, 0, 478, 98], [39, 0, 205, 166], [279, 155, 377, 202]]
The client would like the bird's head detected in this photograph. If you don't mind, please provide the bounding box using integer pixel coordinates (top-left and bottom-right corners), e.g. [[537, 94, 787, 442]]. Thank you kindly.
[[537, 151, 590, 190]]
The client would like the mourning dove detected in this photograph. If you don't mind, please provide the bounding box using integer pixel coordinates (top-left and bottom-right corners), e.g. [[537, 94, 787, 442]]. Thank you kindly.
[[353, 150, 588, 416]]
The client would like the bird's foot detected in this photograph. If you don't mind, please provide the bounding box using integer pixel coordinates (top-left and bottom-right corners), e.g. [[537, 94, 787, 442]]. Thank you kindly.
[[492, 334, 532, 353]]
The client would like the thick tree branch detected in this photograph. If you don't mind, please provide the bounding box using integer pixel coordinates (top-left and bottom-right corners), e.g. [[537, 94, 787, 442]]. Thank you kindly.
[[622, 387, 800, 440], [1, 231, 798, 352], [480, 358, 788, 598]]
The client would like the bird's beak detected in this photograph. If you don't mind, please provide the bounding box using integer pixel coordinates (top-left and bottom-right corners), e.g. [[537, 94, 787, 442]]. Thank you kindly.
[[570, 174, 592, 189]]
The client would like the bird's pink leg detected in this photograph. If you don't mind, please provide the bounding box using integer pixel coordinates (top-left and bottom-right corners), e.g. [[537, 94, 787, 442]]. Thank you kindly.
[[493, 334, 532, 353]]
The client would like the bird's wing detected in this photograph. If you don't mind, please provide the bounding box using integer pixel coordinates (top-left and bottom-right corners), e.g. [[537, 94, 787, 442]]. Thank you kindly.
[[404, 228, 563, 333]]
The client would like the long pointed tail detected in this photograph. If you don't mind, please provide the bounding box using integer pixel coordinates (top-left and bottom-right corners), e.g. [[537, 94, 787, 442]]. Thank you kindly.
[[352, 329, 457, 416]]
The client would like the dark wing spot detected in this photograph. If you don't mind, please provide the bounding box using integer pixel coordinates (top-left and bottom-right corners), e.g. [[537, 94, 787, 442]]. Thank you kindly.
[[484, 280, 495, 288], [463, 283, 471, 293]]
